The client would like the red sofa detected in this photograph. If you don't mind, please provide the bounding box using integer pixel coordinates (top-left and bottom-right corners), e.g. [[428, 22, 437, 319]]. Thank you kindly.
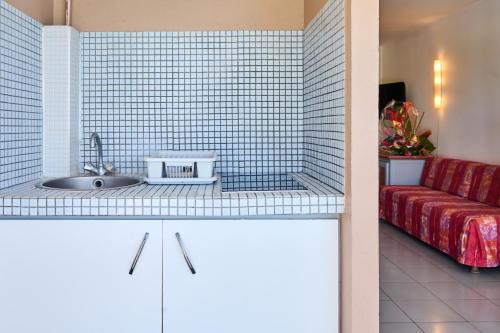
[[380, 157, 500, 268]]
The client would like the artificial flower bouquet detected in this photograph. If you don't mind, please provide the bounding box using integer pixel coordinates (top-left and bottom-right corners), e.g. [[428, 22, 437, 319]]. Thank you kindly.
[[379, 100, 436, 156]]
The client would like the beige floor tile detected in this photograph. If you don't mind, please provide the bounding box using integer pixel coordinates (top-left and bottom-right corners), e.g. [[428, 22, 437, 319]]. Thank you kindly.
[[395, 300, 464, 323], [422, 282, 484, 300], [382, 283, 438, 301], [380, 323, 423, 333], [380, 300, 412, 323], [417, 322, 480, 333], [444, 299, 500, 321], [470, 321, 500, 333]]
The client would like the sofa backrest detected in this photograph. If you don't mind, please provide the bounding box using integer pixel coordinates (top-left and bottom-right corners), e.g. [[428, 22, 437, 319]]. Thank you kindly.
[[468, 165, 500, 207], [421, 157, 499, 206], [421, 157, 444, 188]]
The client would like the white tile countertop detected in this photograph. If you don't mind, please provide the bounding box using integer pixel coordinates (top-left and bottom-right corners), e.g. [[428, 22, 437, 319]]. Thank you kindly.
[[0, 173, 344, 218]]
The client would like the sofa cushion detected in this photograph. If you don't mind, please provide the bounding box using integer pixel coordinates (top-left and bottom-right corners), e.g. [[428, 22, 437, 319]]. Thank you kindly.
[[432, 159, 462, 192], [380, 185, 436, 224], [380, 184, 500, 267], [380, 185, 467, 236], [469, 165, 500, 207], [421, 157, 484, 198], [435, 159, 485, 198], [450, 161, 484, 198], [427, 204, 500, 267], [421, 157, 444, 188]]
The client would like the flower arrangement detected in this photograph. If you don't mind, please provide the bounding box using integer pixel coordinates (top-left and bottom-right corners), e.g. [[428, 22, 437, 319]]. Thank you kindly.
[[379, 100, 436, 156]]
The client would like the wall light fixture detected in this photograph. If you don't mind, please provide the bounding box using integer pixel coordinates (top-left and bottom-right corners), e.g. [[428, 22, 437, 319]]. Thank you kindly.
[[434, 60, 443, 108]]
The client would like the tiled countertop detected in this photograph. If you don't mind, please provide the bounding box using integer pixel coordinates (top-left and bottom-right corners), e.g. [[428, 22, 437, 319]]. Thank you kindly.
[[0, 173, 344, 218]]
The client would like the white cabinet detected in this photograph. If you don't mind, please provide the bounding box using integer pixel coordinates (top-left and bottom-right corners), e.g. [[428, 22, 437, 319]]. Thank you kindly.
[[0, 220, 162, 333], [379, 156, 427, 185], [0, 218, 339, 333], [163, 219, 339, 333]]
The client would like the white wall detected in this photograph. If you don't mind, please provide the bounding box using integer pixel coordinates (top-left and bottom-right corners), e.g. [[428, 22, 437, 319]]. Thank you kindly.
[[380, 0, 500, 165]]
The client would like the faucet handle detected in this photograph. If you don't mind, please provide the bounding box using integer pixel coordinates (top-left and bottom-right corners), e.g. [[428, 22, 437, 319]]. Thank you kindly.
[[104, 163, 115, 174], [83, 163, 98, 175]]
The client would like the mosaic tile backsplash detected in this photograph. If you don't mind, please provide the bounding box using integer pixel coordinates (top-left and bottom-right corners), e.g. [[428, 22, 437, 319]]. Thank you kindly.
[[0, 1, 42, 189], [0, 0, 344, 196], [81, 31, 304, 175], [303, 0, 345, 193]]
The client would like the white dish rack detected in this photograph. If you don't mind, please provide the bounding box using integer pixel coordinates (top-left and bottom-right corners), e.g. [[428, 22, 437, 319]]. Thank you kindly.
[[144, 151, 217, 185]]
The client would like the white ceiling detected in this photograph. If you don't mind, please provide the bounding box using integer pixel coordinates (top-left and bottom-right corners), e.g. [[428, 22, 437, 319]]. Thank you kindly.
[[380, 0, 480, 43]]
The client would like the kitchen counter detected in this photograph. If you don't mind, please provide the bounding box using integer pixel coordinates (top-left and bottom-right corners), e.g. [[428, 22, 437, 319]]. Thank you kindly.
[[0, 173, 344, 218]]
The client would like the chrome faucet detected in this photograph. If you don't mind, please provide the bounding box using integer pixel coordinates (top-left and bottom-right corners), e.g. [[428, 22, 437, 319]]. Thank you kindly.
[[83, 133, 114, 176]]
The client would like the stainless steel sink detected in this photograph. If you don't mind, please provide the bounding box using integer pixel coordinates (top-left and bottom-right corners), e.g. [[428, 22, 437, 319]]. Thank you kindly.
[[37, 176, 143, 191]]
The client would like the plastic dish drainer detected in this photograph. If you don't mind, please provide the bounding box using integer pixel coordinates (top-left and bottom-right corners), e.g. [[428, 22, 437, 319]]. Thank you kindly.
[[144, 151, 217, 184]]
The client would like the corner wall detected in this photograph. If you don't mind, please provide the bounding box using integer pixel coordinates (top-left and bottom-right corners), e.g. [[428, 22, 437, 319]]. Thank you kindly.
[[380, 0, 500, 164], [0, 0, 43, 189], [303, 0, 345, 192], [343, 0, 379, 331]]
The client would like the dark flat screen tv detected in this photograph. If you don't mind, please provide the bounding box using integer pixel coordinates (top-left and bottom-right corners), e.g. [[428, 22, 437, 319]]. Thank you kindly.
[[379, 82, 406, 116]]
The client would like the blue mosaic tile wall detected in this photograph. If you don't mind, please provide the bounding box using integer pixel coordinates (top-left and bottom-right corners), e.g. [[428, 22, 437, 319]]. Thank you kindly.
[[80, 31, 304, 175], [303, 0, 345, 193], [0, 1, 42, 189]]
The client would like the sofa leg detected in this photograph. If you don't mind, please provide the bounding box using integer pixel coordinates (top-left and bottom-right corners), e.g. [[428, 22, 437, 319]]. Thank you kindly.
[[471, 266, 480, 274]]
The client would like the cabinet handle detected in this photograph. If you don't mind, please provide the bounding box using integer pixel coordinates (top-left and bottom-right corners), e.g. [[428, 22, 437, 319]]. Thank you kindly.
[[129, 232, 149, 275], [175, 232, 196, 274]]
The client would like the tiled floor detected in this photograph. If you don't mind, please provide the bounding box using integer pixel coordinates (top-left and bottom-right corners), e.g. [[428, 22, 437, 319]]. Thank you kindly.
[[380, 221, 500, 333]]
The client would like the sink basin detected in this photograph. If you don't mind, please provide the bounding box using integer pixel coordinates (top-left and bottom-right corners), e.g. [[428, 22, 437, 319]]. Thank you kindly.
[[37, 176, 143, 191]]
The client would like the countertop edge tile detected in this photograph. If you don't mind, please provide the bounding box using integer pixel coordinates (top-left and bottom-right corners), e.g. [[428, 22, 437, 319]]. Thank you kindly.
[[0, 173, 344, 218]]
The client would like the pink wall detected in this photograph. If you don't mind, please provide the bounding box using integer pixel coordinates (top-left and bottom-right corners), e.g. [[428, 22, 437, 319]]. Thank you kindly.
[[343, 0, 380, 331]]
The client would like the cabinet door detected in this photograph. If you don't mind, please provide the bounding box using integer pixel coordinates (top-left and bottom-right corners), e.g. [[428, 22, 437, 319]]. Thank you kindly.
[[0, 220, 162, 333], [163, 219, 339, 333]]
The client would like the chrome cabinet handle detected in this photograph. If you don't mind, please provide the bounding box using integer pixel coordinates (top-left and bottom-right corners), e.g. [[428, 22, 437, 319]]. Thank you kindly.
[[129, 232, 149, 275], [175, 232, 196, 274]]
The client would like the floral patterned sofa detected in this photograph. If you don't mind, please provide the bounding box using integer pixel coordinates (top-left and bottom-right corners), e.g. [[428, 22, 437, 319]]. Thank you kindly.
[[380, 157, 500, 269]]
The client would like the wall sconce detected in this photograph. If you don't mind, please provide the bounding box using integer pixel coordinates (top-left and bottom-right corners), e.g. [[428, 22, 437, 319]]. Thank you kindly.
[[434, 60, 443, 108]]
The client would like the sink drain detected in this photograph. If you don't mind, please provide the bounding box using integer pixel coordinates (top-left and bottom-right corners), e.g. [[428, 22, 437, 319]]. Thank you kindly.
[[92, 178, 105, 189]]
